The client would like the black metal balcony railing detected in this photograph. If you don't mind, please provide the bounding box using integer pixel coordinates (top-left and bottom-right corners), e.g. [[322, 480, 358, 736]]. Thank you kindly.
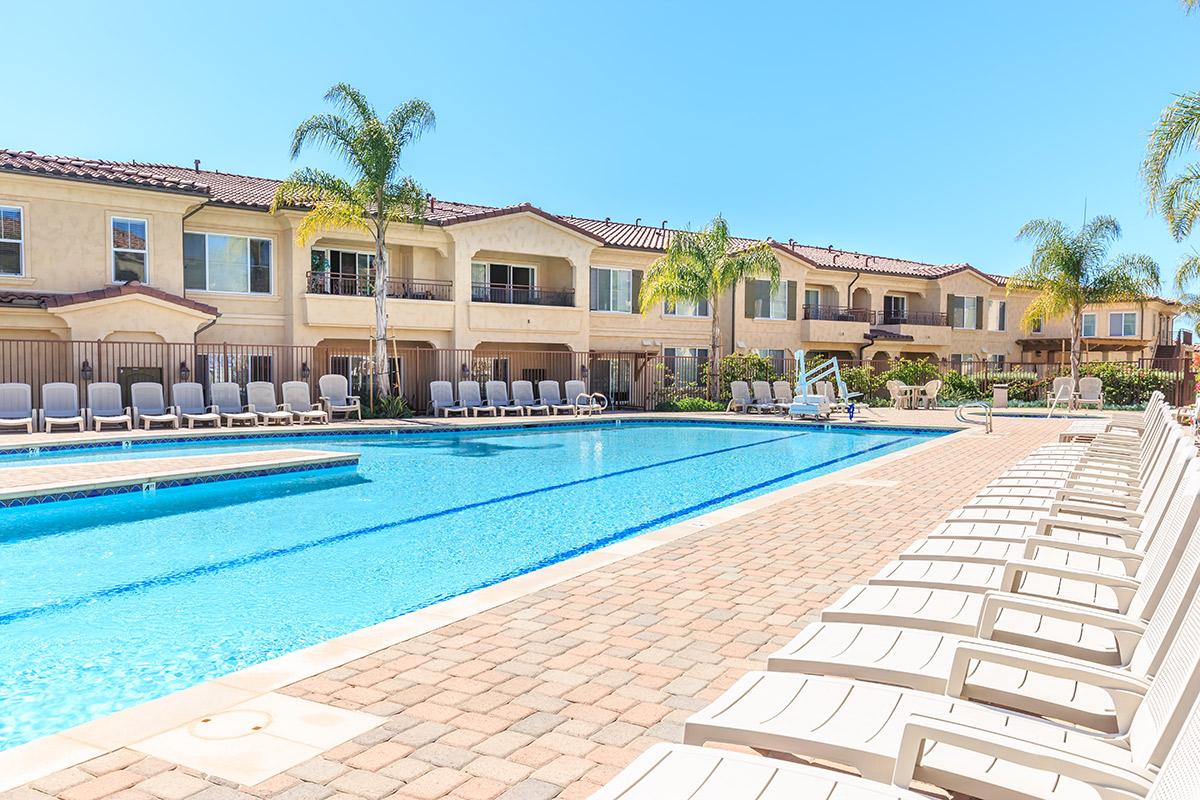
[[801, 305, 949, 327], [879, 310, 950, 327], [802, 304, 873, 323], [306, 271, 453, 301], [471, 283, 575, 307]]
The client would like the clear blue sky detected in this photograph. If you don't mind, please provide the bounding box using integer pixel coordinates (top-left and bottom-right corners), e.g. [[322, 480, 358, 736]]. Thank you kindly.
[[3, 1, 1199, 280]]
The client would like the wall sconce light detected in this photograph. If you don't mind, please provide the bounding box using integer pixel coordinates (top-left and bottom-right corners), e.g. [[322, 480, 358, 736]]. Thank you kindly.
[[580, 365, 589, 378], [178, 360, 191, 381], [300, 361, 311, 380], [460, 362, 470, 378], [80, 359, 94, 381]]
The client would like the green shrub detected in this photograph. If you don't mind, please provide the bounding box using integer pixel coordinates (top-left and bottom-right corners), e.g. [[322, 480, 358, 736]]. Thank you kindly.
[[363, 393, 413, 419], [714, 352, 777, 400], [1072, 363, 1179, 407], [655, 396, 724, 412]]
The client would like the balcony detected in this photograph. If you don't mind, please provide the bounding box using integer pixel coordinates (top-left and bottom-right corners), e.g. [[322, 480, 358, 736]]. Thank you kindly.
[[803, 305, 872, 323], [471, 283, 575, 307], [880, 310, 949, 327], [802, 305, 948, 326], [306, 271, 453, 301]]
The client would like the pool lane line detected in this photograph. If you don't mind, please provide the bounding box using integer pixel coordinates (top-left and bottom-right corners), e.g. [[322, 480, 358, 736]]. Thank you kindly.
[[0, 430, 816, 625]]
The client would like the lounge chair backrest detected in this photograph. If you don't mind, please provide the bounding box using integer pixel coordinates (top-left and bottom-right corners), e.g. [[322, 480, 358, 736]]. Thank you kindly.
[[130, 382, 167, 415], [42, 382, 79, 417], [1128, 449, 1198, 622], [318, 374, 351, 405], [210, 382, 244, 414], [281, 381, 313, 410], [430, 380, 456, 410], [171, 382, 207, 415], [512, 380, 537, 406], [1150, 689, 1200, 798], [458, 380, 484, 408], [729, 381, 751, 405], [538, 380, 563, 405], [1051, 376, 1074, 398], [1079, 376, 1103, 400], [246, 381, 280, 412], [485, 380, 510, 407], [772, 380, 793, 403], [751, 381, 773, 404], [813, 380, 835, 402], [0, 383, 32, 420], [565, 379, 588, 406], [87, 382, 125, 417]]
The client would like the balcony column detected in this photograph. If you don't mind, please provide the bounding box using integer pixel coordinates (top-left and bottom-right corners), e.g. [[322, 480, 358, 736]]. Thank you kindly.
[[451, 238, 478, 350]]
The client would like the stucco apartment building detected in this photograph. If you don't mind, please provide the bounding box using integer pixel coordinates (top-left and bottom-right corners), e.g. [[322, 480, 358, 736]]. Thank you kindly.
[[0, 148, 1183, 403]]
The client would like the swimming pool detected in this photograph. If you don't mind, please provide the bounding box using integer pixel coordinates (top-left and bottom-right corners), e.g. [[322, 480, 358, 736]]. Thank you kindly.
[[0, 420, 945, 750]]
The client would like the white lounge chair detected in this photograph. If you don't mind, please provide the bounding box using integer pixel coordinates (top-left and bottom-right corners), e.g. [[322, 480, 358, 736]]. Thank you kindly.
[[0, 383, 34, 434], [772, 379, 794, 408], [429, 380, 467, 417], [246, 381, 293, 426], [512, 380, 550, 415], [130, 382, 179, 430], [726, 380, 753, 413], [86, 382, 132, 431], [566, 379, 604, 415], [458, 381, 497, 417], [281, 381, 328, 424], [171, 382, 221, 429], [1077, 376, 1105, 410], [210, 382, 258, 427], [751, 380, 783, 413], [537, 380, 576, 415], [318, 374, 362, 421], [485, 380, 525, 416], [41, 382, 84, 432]]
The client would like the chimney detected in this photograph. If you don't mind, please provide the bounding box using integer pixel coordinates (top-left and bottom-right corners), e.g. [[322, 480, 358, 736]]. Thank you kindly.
[[788, 239, 795, 248], [193, 159, 201, 172], [604, 217, 610, 226], [635, 218, 641, 226], [661, 220, 667, 229]]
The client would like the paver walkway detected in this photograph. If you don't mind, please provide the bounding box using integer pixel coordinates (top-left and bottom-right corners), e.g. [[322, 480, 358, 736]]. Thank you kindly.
[[5, 417, 1069, 800]]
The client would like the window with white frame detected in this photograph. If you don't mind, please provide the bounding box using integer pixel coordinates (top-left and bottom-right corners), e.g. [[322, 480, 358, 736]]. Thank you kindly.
[[988, 300, 1007, 331], [989, 353, 1006, 368], [1109, 311, 1137, 337], [803, 288, 820, 315], [184, 233, 273, 294], [1031, 316, 1043, 333], [664, 297, 709, 317], [111, 217, 148, 282], [761, 283, 789, 320], [589, 267, 632, 313], [1081, 313, 1097, 338], [0, 206, 22, 275], [949, 295, 980, 329]]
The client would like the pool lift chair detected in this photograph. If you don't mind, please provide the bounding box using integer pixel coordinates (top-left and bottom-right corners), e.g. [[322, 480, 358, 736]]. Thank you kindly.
[[787, 350, 854, 420]]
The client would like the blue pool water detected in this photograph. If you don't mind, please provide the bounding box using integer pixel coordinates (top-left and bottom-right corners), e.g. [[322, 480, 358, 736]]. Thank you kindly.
[[0, 421, 943, 750]]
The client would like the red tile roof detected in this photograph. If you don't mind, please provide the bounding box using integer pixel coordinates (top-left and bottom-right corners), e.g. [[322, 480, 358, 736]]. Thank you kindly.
[[0, 150, 210, 197], [0, 282, 218, 315]]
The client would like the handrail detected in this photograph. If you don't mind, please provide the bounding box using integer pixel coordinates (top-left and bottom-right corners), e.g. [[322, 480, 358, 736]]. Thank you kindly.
[[956, 401, 993, 434], [1047, 385, 1072, 418]]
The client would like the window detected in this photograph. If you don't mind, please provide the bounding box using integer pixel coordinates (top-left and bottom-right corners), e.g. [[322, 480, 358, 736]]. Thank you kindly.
[[590, 267, 633, 313], [663, 346, 709, 386], [1109, 311, 1137, 337], [950, 353, 976, 369], [472, 262, 535, 303], [111, 217, 148, 282], [989, 354, 1006, 368], [1081, 313, 1097, 338], [766, 283, 788, 320], [949, 295, 980, 329], [184, 232, 273, 294], [664, 297, 709, 317], [0, 206, 22, 275], [988, 300, 1007, 332], [883, 295, 907, 323], [804, 288, 821, 313], [756, 349, 787, 371], [1031, 316, 1043, 333]]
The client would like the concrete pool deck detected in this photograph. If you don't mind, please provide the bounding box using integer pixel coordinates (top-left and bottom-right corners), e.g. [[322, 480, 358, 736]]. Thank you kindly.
[[0, 413, 1085, 799]]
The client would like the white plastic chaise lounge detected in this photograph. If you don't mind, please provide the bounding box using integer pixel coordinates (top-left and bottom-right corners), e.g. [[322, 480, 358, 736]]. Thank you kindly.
[[682, 565, 1200, 799], [511, 380, 550, 415], [171, 382, 221, 429], [41, 382, 84, 432], [566, 379, 603, 415], [537, 380, 576, 415], [246, 381, 293, 426], [485, 380, 525, 416], [86, 382, 131, 431], [281, 381, 329, 424], [751, 380, 784, 413], [772, 379, 794, 409], [726, 380, 753, 413], [210, 382, 258, 427], [458, 381, 496, 417], [429, 380, 467, 418], [130, 382, 179, 430], [318, 374, 361, 421], [0, 383, 34, 434]]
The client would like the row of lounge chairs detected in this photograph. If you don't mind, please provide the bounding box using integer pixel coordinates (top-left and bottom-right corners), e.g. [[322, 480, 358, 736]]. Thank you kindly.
[[429, 379, 604, 417], [0, 374, 365, 432], [728, 379, 848, 419], [595, 391, 1200, 799]]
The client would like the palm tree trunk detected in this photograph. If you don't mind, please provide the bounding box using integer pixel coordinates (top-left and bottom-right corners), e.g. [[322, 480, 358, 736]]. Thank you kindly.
[[373, 232, 390, 397], [1070, 306, 1082, 400], [709, 296, 721, 400]]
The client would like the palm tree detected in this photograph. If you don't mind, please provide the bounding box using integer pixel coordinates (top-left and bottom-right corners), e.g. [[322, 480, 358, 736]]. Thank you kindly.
[[638, 215, 780, 397], [1010, 216, 1160, 388], [271, 83, 435, 396]]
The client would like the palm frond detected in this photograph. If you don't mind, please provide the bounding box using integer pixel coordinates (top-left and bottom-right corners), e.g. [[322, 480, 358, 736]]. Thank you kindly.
[[1089, 254, 1161, 303], [1159, 165, 1200, 240], [1176, 251, 1200, 291], [270, 168, 357, 212], [1142, 91, 1200, 204], [386, 100, 436, 150], [294, 199, 372, 245], [323, 83, 376, 126], [288, 113, 360, 164]]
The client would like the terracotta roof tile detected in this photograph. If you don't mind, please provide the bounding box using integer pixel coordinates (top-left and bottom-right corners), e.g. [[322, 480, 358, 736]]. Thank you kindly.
[[0, 282, 217, 315], [0, 150, 210, 197]]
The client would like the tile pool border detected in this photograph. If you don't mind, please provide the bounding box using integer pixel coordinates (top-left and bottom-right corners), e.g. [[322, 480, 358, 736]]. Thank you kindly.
[[0, 421, 973, 790]]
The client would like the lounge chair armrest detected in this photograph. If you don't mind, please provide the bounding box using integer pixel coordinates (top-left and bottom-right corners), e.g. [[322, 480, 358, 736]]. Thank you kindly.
[[244, 403, 256, 413], [892, 715, 1152, 795], [1022, 538, 1142, 575], [280, 403, 293, 412], [1033, 515, 1142, 547], [1062, 477, 1141, 496], [346, 395, 360, 405], [318, 395, 330, 401], [1000, 558, 1139, 600], [1047, 501, 1143, 525], [977, 591, 1145, 662], [206, 404, 219, 413], [1052, 487, 1138, 509]]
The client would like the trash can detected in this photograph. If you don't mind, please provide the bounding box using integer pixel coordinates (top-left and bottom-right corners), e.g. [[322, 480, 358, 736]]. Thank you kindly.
[[992, 383, 1009, 409]]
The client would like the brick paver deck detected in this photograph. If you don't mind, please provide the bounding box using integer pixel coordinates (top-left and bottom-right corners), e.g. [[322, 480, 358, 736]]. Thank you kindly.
[[3, 417, 1070, 800]]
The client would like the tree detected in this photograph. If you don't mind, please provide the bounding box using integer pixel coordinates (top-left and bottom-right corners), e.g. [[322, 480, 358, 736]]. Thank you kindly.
[[1009, 216, 1159, 388], [271, 83, 434, 396], [638, 215, 780, 397]]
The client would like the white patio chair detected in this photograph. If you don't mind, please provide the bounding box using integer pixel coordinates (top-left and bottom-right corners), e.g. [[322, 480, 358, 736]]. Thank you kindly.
[[1078, 376, 1105, 410], [512, 380, 550, 415], [282, 381, 328, 424], [537, 380, 576, 415], [916, 379, 942, 409], [726, 380, 752, 413], [485, 380, 525, 416], [429, 380, 467, 417], [41, 382, 84, 432], [885, 379, 910, 410], [171, 382, 220, 428], [0, 383, 35, 434], [210, 382, 258, 427], [1048, 375, 1075, 412], [86, 382, 131, 431], [130, 382, 179, 430], [458, 380, 496, 417], [318, 374, 361, 421], [246, 381, 293, 426]]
